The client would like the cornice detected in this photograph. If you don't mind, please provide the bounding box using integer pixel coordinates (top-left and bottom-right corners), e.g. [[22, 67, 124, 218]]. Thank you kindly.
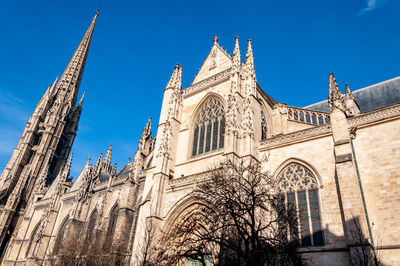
[[182, 68, 232, 98], [260, 124, 332, 150], [348, 104, 400, 127]]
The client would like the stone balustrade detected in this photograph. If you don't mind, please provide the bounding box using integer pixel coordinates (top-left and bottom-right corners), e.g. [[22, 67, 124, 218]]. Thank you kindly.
[[287, 106, 330, 126]]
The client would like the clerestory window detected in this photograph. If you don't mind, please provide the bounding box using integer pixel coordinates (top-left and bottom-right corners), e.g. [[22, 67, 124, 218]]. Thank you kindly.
[[191, 97, 225, 158], [277, 162, 324, 246]]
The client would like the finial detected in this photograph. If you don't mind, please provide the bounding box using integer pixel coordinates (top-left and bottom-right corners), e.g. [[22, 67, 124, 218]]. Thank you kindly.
[[112, 162, 117, 175], [95, 152, 103, 167], [213, 35, 219, 44], [128, 156, 132, 163], [233, 36, 241, 70], [142, 116, 152, 138], [93, 10, 100, 22], [103, 143, 112, 164], [345, 84, 351, 94], [328, 72, 345, 111], [177, 65, 183, 89], [86, 154, 91, 165], [328, 72, 339, 92], [166, 64, 180, 89], [245, 38, 254, 65]]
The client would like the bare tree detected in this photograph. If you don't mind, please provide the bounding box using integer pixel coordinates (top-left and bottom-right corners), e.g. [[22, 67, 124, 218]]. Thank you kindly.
[[134, 217, 165, 266], [349, 216, 382, 266], [161, 159, 303, 266], [48, 225, 128, 266]]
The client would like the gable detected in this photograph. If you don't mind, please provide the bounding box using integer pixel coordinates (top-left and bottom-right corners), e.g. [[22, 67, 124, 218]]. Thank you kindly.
[[192, 43, 232, 84]]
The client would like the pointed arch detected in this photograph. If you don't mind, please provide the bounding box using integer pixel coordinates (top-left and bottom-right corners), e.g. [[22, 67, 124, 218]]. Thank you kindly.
[[189, 93, 226, 158], [53, 215, 70, 253], [107, 203, 119, 235], [25, 222, 41, 257], [163, 193, 208, 237], [87, 208, 98, 233], [274, 159, 324, 247], [273, 158, 322, 188]]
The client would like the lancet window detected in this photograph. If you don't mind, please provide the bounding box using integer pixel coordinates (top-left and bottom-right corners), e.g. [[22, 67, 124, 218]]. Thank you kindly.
[[108, 205, 119, 235], [191, 97, 225, 158], [277, 162, 324, 246], [85, 209, 98, 248], [26, 223, 40, 257], [54, 217, 69, 253], [261, 111, 268, 140]]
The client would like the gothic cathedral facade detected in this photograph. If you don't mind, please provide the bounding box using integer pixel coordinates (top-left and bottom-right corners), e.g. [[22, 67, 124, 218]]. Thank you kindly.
[[1, 13, 399, 265]]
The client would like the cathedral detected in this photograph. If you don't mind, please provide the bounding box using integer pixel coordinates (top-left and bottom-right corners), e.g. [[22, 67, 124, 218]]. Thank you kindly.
[[0, 12, 399, 265]]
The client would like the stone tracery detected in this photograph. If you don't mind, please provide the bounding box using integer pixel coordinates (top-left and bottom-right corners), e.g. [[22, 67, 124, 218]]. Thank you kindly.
[[192, 97, 225, 157], [277, 162, 319, 193]]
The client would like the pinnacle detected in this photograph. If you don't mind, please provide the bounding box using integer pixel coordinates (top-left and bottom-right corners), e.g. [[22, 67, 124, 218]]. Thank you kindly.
[[245, 38, 254, 66], [166, 64, 182, 89], [77, 92, 86, 108], [233, 36, 241, 68], [213, 35, 219, 44], [103, 143, 112, 168]]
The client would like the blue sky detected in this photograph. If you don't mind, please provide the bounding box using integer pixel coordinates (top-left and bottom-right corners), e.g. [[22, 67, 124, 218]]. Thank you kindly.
[[1, 0, 399, 177]]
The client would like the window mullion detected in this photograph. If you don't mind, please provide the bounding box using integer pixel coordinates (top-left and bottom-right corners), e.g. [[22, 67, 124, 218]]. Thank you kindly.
[[210, 119, 214, 151], [306, 190, 314, 246], [196, 123, 201, 156], [295, 192, 301, 242]]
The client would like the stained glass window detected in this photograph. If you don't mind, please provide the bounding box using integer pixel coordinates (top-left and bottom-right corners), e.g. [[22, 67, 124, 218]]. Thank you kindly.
[[192, 97, 225, 157], [277, 163, 324, 246]]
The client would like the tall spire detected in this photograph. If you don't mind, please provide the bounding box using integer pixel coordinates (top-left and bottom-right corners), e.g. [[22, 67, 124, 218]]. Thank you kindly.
[[232, 36, 241, 71], [54, 11, 99, 108]]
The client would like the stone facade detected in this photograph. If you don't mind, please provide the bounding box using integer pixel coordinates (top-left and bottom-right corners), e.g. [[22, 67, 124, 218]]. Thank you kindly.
[[1, 15, 399, 266]]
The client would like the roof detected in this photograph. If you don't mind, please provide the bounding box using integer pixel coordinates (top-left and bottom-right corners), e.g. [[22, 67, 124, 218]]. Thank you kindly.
[[305, 76, 400, 113]]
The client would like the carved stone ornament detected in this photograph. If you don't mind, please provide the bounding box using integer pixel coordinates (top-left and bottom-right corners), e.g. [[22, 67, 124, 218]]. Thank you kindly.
[[226, 80, 240, 136], [277, 163, 318, 193], [156, 112, 172, 159], [76, 168, 93, 202], [241, 84, 255, 138], [209, 47, 217, 70]]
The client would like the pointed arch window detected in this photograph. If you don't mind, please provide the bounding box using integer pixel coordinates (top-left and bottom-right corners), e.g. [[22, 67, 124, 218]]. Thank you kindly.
[[86, 209, 98, 245], [277, 162, 324, 246], [108, 205, 119, 235], [192, 97, 225, 158], [261, 111, 268, 140], [54, 217, 69, 253], [26, 223, 40, 257]]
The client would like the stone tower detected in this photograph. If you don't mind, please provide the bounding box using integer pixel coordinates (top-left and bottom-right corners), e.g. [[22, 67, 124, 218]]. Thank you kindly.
[[0, 12, 98, 254]]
